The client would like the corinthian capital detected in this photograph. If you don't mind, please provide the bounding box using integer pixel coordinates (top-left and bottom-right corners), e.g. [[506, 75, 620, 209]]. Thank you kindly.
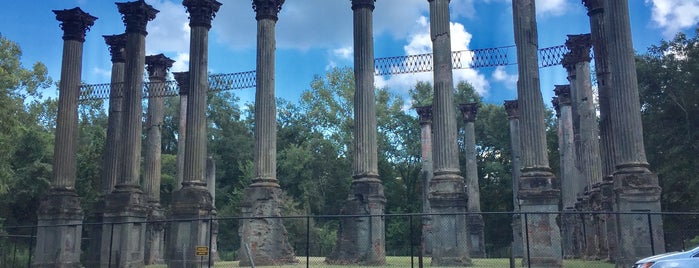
[[562, 34, 592, 68], [351, 0, 376, 11], [183, 0, 222, 29], [116, 0, 158, 35], [53, 7, 97, 42], [252, 0, 285, 21]]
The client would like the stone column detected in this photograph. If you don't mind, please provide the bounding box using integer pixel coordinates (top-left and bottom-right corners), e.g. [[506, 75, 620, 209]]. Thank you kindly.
[[102, 2, 157, 267], [459, 103, 486, 258], [143, 53, 174, 265], [416, 105, 434, 256], [504, 100, 523, 259], [582, 0, 617, 261], [553, 85, 580, 259], [511, 1, 562, 267], [33, 8, 96, 268], [168, 1, 221, 267], [173, 71, 189, 191], [238, 1, 296, 266], [86, 33, 126, 268], [327, 0, 386, 265], [605, 0, 665, 266], [426, 0, 470, 266], [206, 156, 220, 262]]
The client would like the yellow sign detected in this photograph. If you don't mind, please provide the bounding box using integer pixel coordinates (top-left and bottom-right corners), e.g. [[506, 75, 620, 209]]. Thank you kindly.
[[195, 246, 209, 256]]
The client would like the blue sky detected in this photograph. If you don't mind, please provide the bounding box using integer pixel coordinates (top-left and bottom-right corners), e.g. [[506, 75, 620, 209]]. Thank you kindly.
[[1, 0, 698, 108]]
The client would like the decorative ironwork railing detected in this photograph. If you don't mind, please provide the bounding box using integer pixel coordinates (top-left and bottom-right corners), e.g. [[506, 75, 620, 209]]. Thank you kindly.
[[79, 44, 569, 101]]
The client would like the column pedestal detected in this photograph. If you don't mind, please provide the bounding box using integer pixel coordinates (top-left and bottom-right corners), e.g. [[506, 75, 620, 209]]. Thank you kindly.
[[429, 173, 471, 266], [167, 185, 214, 268], [519, 174, 562, 268], [144, 202, 165, 265], [239, 186, 297, 266], [33, 189, 83, 268], [101, 185, 148, 267]]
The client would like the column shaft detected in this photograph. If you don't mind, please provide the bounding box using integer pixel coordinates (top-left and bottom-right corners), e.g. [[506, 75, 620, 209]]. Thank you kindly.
[[53, 40, 82, 188], [143, 79, 166, 201], [183, 26, 209, 186], [605, 0, 665, 266], [505, 100, 523, 258], [253, 18, 278, 185], [174, 72, 189, 191], [102, 62, 125, 194], [119, 32, 146, 187], [512, 1, 562, 266]]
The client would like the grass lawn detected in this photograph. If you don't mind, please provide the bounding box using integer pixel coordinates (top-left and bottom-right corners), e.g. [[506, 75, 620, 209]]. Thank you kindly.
[[147, 256, 615, 267]]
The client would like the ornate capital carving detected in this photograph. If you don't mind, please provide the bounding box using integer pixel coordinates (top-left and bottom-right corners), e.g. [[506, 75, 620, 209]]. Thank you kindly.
[[582, 0, 603, 15], [183, 0, 222, 29], [103, 34, 127, 63], [562, 34, 592, 68], [458, 103, 479, 123], [116, 0, 159, 35], [351, 0, 376, 11], [173, 72, 190, 95], [504, 100, 519, 119], [415, 105, 432, 125], [53, 7, 97, 42], [551, 97, 561, 117], [146, 54, 175, 80], [252, 0, 285, 21], [554, 84, 572, 105]]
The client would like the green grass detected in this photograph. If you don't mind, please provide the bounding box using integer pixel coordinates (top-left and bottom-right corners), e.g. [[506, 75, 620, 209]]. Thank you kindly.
[[147, 256, 615, 268]]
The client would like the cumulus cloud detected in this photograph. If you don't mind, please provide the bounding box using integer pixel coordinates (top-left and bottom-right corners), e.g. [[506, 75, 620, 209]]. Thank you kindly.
[[376, 16, 490, 97], [536, 0, 568, 17], [492, 66, 518, 89], [145, 0, 190, 60], [646, 0, 699, 37]]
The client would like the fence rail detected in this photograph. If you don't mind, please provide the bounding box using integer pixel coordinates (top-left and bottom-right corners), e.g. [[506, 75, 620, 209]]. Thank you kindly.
[[78, 45, 571, 101], [5, 211, 692, 267]]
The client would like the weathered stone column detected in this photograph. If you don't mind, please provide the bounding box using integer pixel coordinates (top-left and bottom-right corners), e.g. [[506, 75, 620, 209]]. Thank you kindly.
[[553, 85, 580, 259], [426, 0, 470, 266], [173, 71, 189, 191], [582, 0, 617, 261], [512, 1, 562, 267], [143, 54, 174, 265], [504, 100, 523, 259], [206, 156, 220, 262], [459, 103, 485, 258], [238, 1, 296, 266], [605, 0, 665, 266], [168, 1, 220, 267], [86, 33, 126, 268], [327, 0, 386, 265], [416, 105, 434, 256], [101, 1, 157, 267], [33, 8, 96, 268]]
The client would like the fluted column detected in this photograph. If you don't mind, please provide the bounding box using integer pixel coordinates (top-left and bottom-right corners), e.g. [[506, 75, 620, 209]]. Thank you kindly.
[[512, 1, 562, 267], [173, 71, 189, 191], [101, 2, 158, 267], [143, 53, 173, 265], [416, 105, 434, 256], [554, 85, 581, 259], [426, 0, 470, 266], [238, 1, 297, 266], [605, 0, 665, 265], [459, 103, 486, 258], [327, 0, 386, 264], [86, 33, 126, 268], [583, 0, 618, 261], [33, 8, 96, 268], [168, 1, 221, 267], [504, 100, 523, 259]]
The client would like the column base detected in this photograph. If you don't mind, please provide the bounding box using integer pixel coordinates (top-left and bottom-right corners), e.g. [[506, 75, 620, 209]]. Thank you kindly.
[[467, 214, 486, 258], [511, 214, 524, 258], [613, 170, 665, 268], [101, 184, 148, 268], [519, 170, 562, 268], [84, 198, 105, 268], [561, 208, 581, 259], [428, 172, 471, 267], [238, 186, 297, 266], [421, 214, 433, 256], [326, 178, 386, 265], [144, 202, 165, 265], [32, 188, 83, 268], [167, 185, 215, 268]]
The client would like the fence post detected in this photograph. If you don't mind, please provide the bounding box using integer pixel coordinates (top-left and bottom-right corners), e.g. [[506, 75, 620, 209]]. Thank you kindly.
[[28, 225, 35, 268], [108, 222, 114, 267], [208, 215, 213, 268], [524, 212, 531, 268], [306, 215, 310, 268], [647, 212, 655, 255], [410, 214, 414, 268]]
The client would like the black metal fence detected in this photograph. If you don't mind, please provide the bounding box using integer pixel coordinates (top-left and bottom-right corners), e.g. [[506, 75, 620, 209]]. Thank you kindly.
[[2, 211, 697, 267]]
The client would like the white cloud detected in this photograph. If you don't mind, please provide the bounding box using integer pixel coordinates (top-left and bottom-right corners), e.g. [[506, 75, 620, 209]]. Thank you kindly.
[[536, 0, 568, 17], [92, 66, 111, 79], [170, 52, 190, 72], [492, 66, 518, 89], [377, 16, 490, 97], [145, 0, 190, 57], [646, 0, 699, 37]]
